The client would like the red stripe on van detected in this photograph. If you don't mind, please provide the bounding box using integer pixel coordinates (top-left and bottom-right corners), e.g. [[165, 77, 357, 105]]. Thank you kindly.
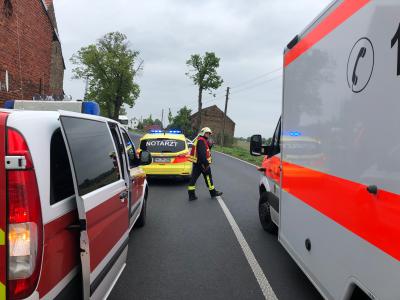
[[282, 161, 400, 261], [86, 195, 128, 272], [0, 113, 8, 296], [37, 210, 80, 297], [284, 0, 370, 67]]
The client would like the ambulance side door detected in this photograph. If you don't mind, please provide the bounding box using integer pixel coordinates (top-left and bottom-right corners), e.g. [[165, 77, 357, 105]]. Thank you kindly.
[[59, 113, 129, 300], [266, 118, 282, 202], [121, 130, 145, 224]]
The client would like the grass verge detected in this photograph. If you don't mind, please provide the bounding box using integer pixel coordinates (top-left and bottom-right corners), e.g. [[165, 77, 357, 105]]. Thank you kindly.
[[214, 145, 264, 166]]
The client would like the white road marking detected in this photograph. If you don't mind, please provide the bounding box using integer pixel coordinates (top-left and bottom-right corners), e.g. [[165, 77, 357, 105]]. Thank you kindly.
[[216, 196, 278, 300], [214, 150, 259, 168]]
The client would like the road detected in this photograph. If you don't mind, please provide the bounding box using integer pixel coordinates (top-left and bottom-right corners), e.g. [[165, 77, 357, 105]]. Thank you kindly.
[[110, 135, 322, 299]]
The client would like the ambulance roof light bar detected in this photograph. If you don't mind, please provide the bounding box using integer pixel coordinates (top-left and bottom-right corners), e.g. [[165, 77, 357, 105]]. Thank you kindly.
[[149, 130, 182, 134], [3, 100, 100, 116]]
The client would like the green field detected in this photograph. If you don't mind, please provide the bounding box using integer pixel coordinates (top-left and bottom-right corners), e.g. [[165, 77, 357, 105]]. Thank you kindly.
[[214, 144, 264, 166]]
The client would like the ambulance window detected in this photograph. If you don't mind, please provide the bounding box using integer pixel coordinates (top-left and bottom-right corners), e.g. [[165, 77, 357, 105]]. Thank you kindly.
[[50, 129, 75, 205], [140, 138, 186, 153], [61, 117, 120, 196], [272, 118, 281, 150], [122, 130, 140, 167], [108, 123, 125, 179]]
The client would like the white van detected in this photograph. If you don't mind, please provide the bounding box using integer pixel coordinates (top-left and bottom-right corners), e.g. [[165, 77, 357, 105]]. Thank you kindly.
[[1, 102, 151, 299]]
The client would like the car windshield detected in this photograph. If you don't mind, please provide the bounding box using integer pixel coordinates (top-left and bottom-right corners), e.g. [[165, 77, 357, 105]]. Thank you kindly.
[[119, 119, 129, 125], [140, 138, 186, 153]]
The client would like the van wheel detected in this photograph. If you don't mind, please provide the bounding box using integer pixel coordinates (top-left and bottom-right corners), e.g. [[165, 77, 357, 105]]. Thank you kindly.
[[135, 196, 147, 228], [259, 192, 278, 234]]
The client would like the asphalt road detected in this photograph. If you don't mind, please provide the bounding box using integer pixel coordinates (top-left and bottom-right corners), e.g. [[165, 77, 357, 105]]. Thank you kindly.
[[110, 134, 322, 300]]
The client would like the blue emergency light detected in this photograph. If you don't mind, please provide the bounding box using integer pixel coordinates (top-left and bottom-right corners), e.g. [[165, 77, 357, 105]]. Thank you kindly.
[[288, 131, 302, 137], [150, 130, 163, 134], [168, 130, 182, 134], [4, 100, 14, 109], [82, 101, 100, 115]]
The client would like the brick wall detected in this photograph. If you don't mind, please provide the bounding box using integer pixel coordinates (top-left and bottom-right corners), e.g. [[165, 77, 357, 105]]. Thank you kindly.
[[0, 0, 57, 107], [191, 105, 236, 145], [46, 0, 65, 96]]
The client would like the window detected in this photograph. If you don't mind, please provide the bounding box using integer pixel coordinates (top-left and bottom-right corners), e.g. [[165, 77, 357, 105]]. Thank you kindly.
[[140, 138, 186, 153], [122, 130, 140, 168], [272, 119, 281, 149], [61, 117, 120, 196], [50, 129, 75, 205], [108, 123, 125, 178]]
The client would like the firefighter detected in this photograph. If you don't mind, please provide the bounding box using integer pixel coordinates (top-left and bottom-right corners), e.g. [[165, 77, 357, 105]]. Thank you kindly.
[[188, 127, 223, 201]]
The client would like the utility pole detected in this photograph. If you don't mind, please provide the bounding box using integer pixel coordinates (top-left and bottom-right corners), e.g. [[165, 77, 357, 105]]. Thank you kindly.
[[221, 87, 230, 147], [161, 109, 164, 129]]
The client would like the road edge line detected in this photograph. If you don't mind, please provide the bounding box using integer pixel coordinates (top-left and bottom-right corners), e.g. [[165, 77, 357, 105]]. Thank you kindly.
[[216, 196, 278, 300], [214, 150, 259, 168]]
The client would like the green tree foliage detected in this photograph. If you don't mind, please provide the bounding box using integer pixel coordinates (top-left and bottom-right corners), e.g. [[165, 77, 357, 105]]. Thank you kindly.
[[137, 115, 163, 130], [71, 32, 142, 120], [168, 106, 195, 138], [167, 108, 173, 125], [186, 52, 223, 130]]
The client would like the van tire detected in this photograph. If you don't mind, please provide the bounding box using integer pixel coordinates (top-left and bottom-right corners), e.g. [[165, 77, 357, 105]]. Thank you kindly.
[[135, 194, 147, 228], [259, 192, 278, 234]]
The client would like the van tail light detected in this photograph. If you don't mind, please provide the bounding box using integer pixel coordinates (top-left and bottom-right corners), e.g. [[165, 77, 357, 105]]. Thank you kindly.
[[173, 153, 189, 164], [7, 129, 43, 300]]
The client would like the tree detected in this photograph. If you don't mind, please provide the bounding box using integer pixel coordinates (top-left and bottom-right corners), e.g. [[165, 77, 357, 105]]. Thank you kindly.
[[167, 108, 173, 125], [168, 106, 195, 138], [71, 32, 142, 120], [186, 52, 223, 130], [153, 119, 163, 128]]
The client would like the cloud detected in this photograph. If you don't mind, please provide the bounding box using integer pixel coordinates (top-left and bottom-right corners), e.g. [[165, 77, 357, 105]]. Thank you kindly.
[[55, 0, 332, 137]]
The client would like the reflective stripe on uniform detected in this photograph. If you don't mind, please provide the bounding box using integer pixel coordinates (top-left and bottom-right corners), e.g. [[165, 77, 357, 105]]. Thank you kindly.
[[206, 176, 215, 190], [0, 229, 4, 246], [188, 186, 196, 191]]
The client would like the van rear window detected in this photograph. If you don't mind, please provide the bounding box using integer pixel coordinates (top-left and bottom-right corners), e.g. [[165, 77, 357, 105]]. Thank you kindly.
[[50, 129, 75, 204], [61, 117, 120, 196], [140, 138, 186, 153]]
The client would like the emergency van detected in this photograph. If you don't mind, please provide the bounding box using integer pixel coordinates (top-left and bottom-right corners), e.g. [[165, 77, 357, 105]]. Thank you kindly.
[[251, 1, 400, 299], [0, 100, 151, 299]]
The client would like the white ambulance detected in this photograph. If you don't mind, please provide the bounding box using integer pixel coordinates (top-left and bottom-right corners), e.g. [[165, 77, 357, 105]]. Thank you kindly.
[[1, 100, 151, 299], [251, 1, 400, 299]]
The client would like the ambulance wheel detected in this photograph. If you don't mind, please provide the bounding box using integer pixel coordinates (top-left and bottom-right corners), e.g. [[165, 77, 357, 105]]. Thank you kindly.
[[259, 192, 277, 234], [136, 191, 147, 228]]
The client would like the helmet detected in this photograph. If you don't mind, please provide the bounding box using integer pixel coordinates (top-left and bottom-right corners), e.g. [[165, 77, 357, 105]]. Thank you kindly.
[[199, 127, 213, 136]]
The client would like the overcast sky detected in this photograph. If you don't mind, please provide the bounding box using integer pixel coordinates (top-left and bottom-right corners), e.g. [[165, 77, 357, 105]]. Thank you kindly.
[[55, 0, 332, 138]]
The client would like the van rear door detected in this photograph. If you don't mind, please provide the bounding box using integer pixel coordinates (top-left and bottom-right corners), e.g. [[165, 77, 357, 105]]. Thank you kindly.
[[59, 112, 129, 299], [0, 112, 7, 300]]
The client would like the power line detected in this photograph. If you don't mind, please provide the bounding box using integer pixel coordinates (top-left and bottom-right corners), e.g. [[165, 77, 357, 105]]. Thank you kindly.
[[230, 67, 282, 89], [231, 75, 282, 94]]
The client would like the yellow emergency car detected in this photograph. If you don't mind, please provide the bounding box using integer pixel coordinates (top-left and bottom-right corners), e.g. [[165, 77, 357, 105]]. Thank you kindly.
[[138, 130, 192, 179]]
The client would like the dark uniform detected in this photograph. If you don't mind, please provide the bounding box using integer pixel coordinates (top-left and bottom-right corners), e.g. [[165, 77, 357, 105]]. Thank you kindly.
[[188, 135, 222, 200]]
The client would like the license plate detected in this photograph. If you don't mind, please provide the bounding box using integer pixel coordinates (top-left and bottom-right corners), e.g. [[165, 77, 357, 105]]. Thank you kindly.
[[154, 157, 171, 163]]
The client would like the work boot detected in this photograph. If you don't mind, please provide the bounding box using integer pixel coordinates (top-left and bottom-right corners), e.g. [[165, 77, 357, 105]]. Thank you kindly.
[[188, 190, 198, 201], [210, 189, 223, 198]]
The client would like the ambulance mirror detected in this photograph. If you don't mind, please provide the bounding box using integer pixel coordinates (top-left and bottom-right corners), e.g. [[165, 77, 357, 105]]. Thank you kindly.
[[140, 150, 152, 165], [250, 135, 263, 156]]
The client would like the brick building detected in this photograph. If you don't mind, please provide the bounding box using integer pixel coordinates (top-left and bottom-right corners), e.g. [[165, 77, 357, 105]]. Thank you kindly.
[[190, 105, 236, 145], [0, 0, 65, 107]]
